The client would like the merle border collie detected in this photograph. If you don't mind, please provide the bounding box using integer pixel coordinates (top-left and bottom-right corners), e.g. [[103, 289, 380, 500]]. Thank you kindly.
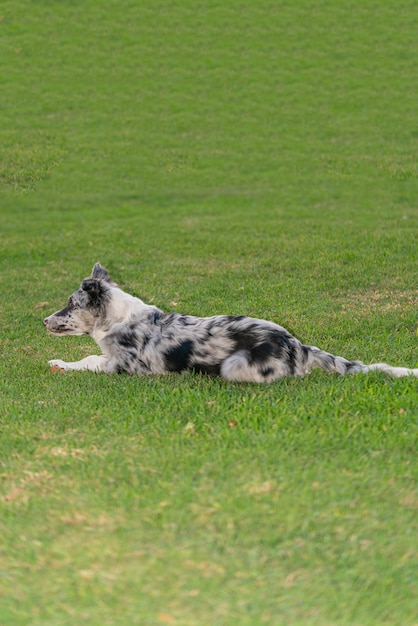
[[44, 264, 418, 381]]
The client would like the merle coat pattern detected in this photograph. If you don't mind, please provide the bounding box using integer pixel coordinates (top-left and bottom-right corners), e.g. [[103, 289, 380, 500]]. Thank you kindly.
[[44, 264, 418, 381]]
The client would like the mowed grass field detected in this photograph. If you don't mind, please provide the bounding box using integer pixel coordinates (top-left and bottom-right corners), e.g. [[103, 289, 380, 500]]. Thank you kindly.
[[1, 1, 417, 624]]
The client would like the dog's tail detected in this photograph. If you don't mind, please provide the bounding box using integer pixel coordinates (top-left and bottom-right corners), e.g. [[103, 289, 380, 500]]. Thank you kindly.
[[303, 345, 418, 378]]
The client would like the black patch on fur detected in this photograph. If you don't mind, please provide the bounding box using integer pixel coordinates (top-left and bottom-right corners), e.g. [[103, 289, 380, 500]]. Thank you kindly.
[[164, 340, 194, 372], [177, 315, 192, 326], [250, 342, 274, 363], [116, 355, 148, 374], [138, 358, 149, 372], [346, 361, 361, 373], [160, 312, 178, 326], [54, 306, 71, 317], [268, 329, 293, 348], [324, 354, 336, 370], [269, 330, 298, 373], [249, 331, 298, 375], [226, 323, 260, 351], [82, 279, 109, 309], [118, 330, 137, 349], [192, 362, 221, 377], [232, 328, 292, 357], [152, 311, 162, 324], [259, 366, 274, 378], [141, 334, 151, 348], [301, 345, 310, 364]]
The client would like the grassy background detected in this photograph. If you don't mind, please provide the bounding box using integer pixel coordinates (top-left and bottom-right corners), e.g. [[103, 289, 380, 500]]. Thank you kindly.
[[1, 1, 417, 624]]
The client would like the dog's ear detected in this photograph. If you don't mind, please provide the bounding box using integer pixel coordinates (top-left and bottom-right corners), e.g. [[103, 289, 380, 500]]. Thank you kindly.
[[81, 278, 107, 305], [91, 263, 112, 283]]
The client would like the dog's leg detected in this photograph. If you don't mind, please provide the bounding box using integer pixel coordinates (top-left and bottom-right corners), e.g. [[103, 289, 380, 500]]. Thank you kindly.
[[221, 350, 269, 383], [49, 355, 110, 372]]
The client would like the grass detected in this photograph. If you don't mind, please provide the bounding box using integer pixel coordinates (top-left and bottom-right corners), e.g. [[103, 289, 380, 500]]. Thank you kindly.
[[1, 0, 417, 624]]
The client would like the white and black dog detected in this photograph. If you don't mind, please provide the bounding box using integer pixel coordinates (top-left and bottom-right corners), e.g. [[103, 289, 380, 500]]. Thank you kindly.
[[44, 263, 418, 381]]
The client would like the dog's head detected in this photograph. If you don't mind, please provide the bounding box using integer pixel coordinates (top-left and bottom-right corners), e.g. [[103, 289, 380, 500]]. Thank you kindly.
[[44, 263, 115, 335]]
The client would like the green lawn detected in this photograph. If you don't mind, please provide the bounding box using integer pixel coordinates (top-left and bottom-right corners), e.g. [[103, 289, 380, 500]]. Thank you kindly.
[[1, 1, 417, 624]]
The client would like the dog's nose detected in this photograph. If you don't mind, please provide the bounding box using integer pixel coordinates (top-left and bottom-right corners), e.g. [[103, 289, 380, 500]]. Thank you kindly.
[[43, 317, 49, 327]]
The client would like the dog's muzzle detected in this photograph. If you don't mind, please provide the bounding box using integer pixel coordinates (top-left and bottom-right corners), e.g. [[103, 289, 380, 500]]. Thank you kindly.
[[43, 315, 65, 333]]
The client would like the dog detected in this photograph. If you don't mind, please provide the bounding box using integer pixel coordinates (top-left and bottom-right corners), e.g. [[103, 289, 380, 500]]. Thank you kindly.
[[44, 263, 418, 381]]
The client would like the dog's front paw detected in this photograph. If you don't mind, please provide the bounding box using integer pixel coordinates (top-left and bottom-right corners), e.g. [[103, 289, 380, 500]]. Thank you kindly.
[[49, 359, 68, 372]]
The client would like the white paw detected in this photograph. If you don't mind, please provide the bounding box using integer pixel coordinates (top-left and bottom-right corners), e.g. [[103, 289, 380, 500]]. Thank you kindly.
[[49, 359, 68, 372]]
